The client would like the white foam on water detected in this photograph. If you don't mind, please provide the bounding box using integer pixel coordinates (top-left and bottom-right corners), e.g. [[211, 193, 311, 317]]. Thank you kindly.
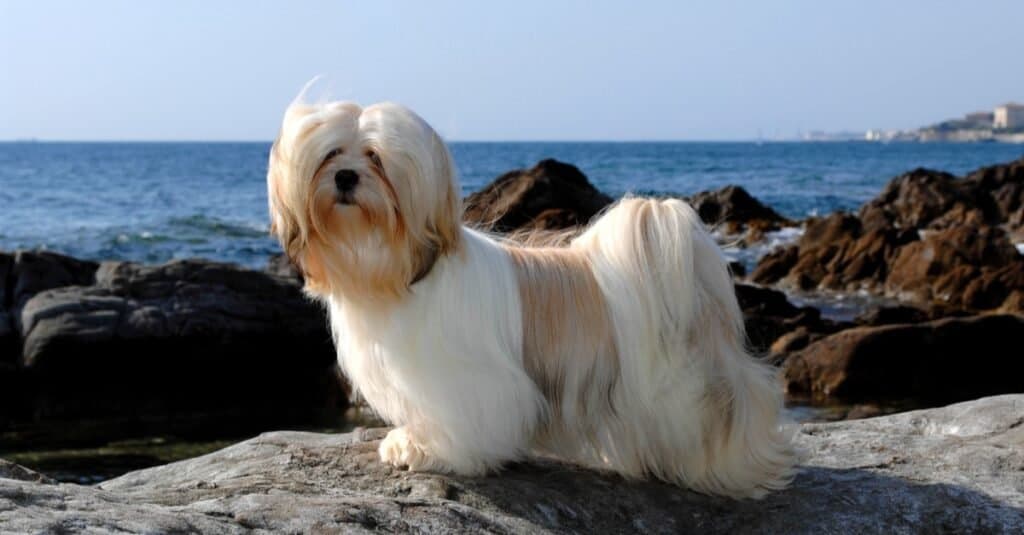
[[718, 225, 804, 270]]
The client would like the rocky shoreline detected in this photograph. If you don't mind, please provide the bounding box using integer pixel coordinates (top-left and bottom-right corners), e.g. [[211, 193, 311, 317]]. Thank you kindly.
[[3, 157, 1022, 422], [1, 156, 1023, 525]]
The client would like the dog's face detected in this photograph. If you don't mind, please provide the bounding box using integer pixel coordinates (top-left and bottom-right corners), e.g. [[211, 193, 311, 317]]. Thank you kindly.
[[267, 100, 461, 301]]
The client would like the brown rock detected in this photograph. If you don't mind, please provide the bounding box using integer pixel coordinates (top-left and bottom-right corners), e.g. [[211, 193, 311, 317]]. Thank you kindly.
[[685, 185, 791, 234], [734, 284, 843, 354], [885, 226, 1023, 309], [784, 314, 1024, 403], [853, 305, 934, 326], [858, 167, 993, 233], [857, 157, 1024, 239], [768, 326, 821, 355], [964, 156, 1024, 237], [463, 159, 613, 232], [749, 245, 798, 285], [751, 213, 915, 293]]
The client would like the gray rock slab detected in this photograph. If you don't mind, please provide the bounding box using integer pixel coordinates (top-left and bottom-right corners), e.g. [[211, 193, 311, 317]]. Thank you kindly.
[[2, 395, 1023, 533]]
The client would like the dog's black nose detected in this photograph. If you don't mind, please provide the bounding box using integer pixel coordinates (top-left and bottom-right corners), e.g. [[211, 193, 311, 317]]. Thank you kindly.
[[334, 169, 359, 192]]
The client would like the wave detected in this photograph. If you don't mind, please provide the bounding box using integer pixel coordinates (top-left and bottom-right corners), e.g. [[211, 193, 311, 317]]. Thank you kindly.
[[167, 215, 269, 239]]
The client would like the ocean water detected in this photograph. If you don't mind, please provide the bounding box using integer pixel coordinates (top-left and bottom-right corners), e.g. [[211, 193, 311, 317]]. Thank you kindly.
[[1, 141, 1021, 269]]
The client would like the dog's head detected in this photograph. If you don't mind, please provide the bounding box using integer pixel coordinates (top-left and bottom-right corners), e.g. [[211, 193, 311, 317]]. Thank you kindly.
[[267, 96, 461, 302]]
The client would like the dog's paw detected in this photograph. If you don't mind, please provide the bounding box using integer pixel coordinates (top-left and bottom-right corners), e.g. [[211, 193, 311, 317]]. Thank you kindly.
[[379, 427, 432, 471]]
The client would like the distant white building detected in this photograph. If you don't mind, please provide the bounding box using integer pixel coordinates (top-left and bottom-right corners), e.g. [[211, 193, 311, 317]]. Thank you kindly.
[[994, 103, 1024, 129]]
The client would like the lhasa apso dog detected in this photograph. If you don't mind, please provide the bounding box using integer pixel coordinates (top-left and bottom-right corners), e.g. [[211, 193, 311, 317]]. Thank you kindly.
[[267, 90, 797, 498]]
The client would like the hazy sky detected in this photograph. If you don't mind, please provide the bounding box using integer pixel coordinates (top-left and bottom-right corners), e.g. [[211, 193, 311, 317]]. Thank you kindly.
[[2, 1, 1022, 141]]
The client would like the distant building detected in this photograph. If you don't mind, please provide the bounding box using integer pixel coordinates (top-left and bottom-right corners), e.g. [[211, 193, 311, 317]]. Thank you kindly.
[[994, 103, 1024, 129], [964, 111, 994, 126]]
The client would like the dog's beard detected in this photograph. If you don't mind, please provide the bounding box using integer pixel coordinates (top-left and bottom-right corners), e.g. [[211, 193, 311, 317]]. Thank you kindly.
[[302, 165, 412, 300]]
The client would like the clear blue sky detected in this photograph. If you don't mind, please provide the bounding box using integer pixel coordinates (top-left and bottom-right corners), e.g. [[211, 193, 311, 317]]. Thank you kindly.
[[2, 1, 1022, 141]]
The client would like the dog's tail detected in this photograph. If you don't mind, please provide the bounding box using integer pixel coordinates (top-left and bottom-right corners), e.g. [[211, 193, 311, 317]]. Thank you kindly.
[[570, 197, 798, 499]]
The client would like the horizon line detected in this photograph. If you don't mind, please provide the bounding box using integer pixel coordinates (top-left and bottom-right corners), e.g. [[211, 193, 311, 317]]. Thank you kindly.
[[0, 138, 867, 144]]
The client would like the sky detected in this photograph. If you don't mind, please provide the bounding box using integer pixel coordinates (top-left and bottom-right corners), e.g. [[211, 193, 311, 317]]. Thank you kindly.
[[2, 1, 1023, 141]]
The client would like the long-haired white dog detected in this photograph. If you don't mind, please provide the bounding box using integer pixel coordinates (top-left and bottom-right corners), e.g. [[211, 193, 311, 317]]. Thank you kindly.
[[267, 91, 797, 498]]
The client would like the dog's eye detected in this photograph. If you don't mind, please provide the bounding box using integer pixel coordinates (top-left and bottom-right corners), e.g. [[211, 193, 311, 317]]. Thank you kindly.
[[321, 148, 343, 166], [366, 150, 383, 168]]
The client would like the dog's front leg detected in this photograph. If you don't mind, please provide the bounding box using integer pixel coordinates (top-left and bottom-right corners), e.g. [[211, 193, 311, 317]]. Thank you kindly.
[[378, 426, 439, 471]]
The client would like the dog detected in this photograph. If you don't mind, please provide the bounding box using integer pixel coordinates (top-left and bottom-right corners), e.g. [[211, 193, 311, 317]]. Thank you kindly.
[[267, 90, 797, 499]]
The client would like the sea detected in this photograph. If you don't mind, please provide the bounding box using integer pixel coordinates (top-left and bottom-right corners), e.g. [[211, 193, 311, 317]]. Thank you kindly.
[[1, 141, 1022, 271]]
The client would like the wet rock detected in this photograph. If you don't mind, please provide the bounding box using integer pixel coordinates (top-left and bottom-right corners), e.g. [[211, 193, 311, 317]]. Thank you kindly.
[[463, 159, 613, 232], [3, 395, 1023, 533], [734, 284, 843, 354], [748, 245, 798, 286], [784, 314, 1024, 403]]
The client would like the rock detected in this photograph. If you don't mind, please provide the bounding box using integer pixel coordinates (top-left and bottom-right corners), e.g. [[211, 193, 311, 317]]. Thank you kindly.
[[784, 314, 1024, 403], [841, 404, 887, 420], [727, 260, 747, 278], [265, 252, 302, 280], [4, 251, 99, 310], [7, 258, 341, 423], [461, 161, 787, 256], [463, 159, 613, 232], [859, 157, 1024, 240], [768, 326, 819, 355], [685, 185, 791, 235], [964, 156, 1024, 240], [1, 250, 99, 378], [886, 226, 1024, 310], [734, 283, 843, 354], [0, 251, 99, 337], [751, 214, 1024, 313], [853, 304, 936, 326], [3, 395, 1023, 533], [748, 245, 798, 285], [0, 256, 14, 364], [751, 158, 1024, 314], [858, 167, 989, 233], [751, 213, 917, 292], [0, 459, 55, 484]]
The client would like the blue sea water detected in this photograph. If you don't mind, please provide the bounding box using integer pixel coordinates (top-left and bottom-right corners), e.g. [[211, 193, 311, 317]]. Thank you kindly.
[[1, 141, 1021, 269]]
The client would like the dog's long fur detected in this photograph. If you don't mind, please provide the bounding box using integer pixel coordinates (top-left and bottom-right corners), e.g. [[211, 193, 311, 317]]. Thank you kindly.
[[267, 91, 797, 498]]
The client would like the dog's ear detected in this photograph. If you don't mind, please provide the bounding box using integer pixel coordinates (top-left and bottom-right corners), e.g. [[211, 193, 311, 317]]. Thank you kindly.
[[402, 130, 462, 286], [429, 132, 462, 256]]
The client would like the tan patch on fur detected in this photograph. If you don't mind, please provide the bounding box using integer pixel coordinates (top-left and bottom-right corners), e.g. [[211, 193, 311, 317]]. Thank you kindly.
[[505, 246, 620, 422]]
